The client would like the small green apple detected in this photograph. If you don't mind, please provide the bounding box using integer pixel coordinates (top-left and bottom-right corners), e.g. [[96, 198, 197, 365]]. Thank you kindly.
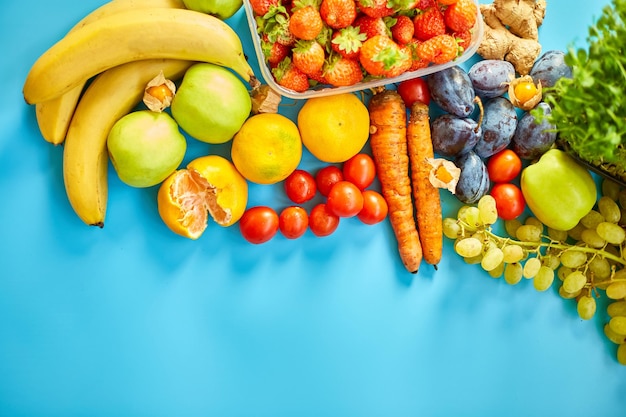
[[171, 63, 251, 144], [107, 110, 186, 188], [182, 0, 243, 21]]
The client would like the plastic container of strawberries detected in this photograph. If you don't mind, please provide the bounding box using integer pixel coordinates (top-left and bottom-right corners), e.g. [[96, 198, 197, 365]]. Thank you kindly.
[[243, 0, 484, 100]]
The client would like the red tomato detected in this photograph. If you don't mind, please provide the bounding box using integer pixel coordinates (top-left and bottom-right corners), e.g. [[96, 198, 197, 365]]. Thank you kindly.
[[490, 183, 525, 220], [309, 203, 340, 237], [487, 149, 522, 183], [397, 77, 430, 107], [239, 206, 279, 244], [284, 169, 317, 204], [279, 206, 309, 239], [315, 165, 344, 197], [342, 153, 376, 190], [357, 190, 388, 225], [326, 181, 364, 218]]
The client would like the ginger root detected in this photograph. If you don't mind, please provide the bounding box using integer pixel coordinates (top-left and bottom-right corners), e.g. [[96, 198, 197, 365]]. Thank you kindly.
[[477, 0, 547, 75]]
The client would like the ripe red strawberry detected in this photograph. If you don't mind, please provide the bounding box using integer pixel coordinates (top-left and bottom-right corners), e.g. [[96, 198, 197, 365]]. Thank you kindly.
[[416, 33, 458, 64], [391, 15, 414, 45], [437, 0, 457, 5], [415, 0, 436, 8], [249, 0, 281, 16], [331, 26, 367, 59], [289, 4, 324, 40], [359, 34, 411, 77], [323, 55, 364, 86], [413, 6, 446, 41], [405, 38, 429, 71], [354, 15, 390, 39], [357, 0, 395, 18], [262, 7, 296, 46], [320, 0, 357, 29], [292, 40, 326, 76], [443, 0, 477, 32], [272, 57, 311, 92], [261, 34, 291, 67], [451, 28, 471, 52]]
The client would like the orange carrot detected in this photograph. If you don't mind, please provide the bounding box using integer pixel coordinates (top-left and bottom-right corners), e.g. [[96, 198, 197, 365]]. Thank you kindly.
[[407, 101, 442, 267], [368, 89, 422, 273]]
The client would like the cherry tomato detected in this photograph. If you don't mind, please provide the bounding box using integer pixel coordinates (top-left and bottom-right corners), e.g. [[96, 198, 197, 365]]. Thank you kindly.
[[315, 165, 344, 197], [309, 203, 340, 237], [326, 181, 364, 218], [279, 206, 309, 239], [342, 153, 376, 190], [239, 206, 279, 244], [357, 190, 388, 225], [397, 77, 430, 107], [490, 183, 525, 220], [284, 169, 317, 204], [487, 149, 523, 183]]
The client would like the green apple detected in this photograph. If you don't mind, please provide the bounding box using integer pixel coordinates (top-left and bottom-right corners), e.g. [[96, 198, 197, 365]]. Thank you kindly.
[[182, 0, 243, 21], [107, 110, 186, 188], [171, 63, 251, 144], [521, 149, 597, 231]]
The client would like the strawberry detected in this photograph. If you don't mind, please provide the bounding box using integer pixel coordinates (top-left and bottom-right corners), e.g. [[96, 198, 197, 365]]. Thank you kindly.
[[405, 38, 429, 71], [320, 0, 357, 29], [292, 40, 326, 76], [323, 55, 364, 86], [358, 0, 395, 18], [249, 0, 281, 16], [261, 34, 291, 67], [450, 28, 471, 52], [413, 6, 446, 41], [289, 1, 325, 40], [391, 15, 414, 45], [272, 57, 311, 92], [437, 0, 457, 5], [359, 34, 411, 77], [354, 15, 390, 39], [415, 0, 436, 9], [331, 26, 367, 59], [261, 6, 296, 46], [416, 33, 458, 64], [443, 0, 477, 32]]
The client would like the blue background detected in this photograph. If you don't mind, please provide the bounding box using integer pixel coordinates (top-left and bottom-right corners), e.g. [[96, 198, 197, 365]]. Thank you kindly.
[[2, 1, 625, 416]]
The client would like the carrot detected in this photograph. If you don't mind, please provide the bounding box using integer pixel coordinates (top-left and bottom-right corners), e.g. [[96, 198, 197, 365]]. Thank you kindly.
[[407, 101, 442, 267], [368, 89, 422, 273]]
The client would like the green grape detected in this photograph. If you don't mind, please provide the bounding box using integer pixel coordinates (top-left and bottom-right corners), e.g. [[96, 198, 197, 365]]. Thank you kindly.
[[504, 218, 522, 239], [562, 270, 588, 294], [598, 196, 621, 223], [459, 206, 481, 231], [617, 343, 626, 366], [542, 250, 561, 270], [602, 178, 621, 201], [523, 257, 542, 279], [607, 300, 626, 317], [609, 316, 626, 335], [454, 237, 483, 258], [596, 221, 626, 245], [581, 228, 606, 248], [504, 262, 523, 285], [560, 249, 587, 269], [577, 295, 597, 320], [525, 216, 544, 233], [558, 285, 580, 299], [502, 244, 524, 263], [604, 323, 626, 344], [548, 227, 568, 242], [567, 222, 586, 241], [464, 254, 484, 265], [488, 262, 504, 278], [580, 209, 605, 229], [588, 257, 612, 280], [557, 266, 573, 281], [477, 195, 498, 225], [515, 224, 542, 242], [443, 218, 462, 239], [606, 281, 626, 300], [533, 266, 555, 292], [481, 247, 504, 271]]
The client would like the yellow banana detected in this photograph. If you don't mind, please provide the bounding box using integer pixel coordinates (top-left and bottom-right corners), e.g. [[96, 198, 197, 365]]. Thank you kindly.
[[35, 0, 186, 145], [63, 59, 193, 227], [23, 8, 255, 104]]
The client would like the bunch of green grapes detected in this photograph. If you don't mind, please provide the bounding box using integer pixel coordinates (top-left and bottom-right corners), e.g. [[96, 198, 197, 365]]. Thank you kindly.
[[443, 178, 626, 365]]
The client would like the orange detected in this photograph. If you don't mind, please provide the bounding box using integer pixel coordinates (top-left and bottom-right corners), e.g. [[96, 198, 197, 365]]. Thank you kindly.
[[297, 93, 370, 163], [157, 155, 248, 239], [231, 113, 302, 185]]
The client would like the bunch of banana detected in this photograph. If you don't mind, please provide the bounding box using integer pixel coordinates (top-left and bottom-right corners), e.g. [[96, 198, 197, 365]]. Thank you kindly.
[[24, 0, 257, 227]]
